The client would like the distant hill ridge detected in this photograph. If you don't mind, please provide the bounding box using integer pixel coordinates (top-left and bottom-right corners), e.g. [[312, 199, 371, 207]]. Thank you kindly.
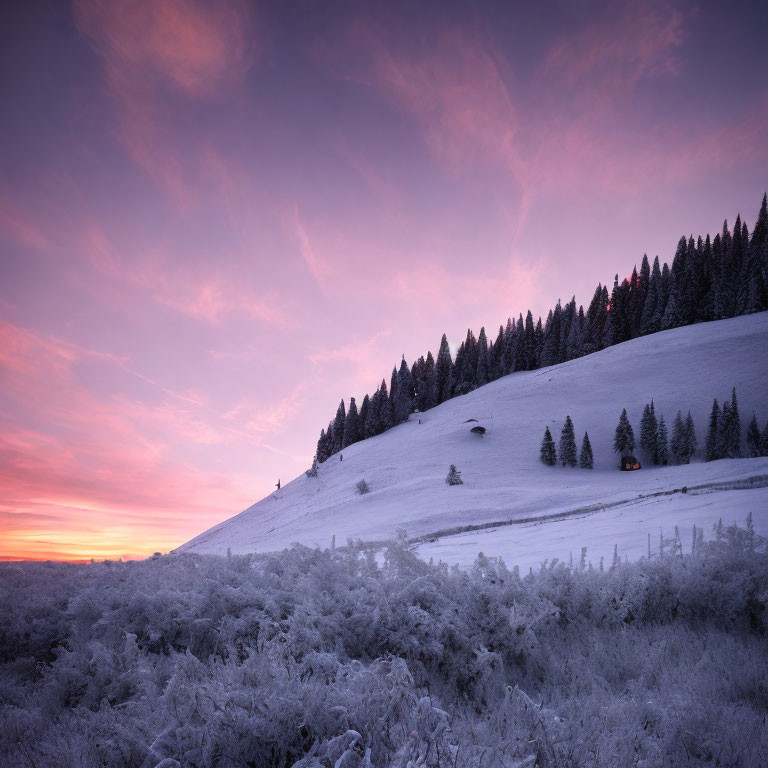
[[316, 193, 768, 465], [179, 311, 768, 559]]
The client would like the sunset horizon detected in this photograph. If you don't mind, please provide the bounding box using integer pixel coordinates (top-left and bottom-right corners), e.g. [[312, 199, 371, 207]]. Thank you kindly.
[[2, 0, 767, 562]]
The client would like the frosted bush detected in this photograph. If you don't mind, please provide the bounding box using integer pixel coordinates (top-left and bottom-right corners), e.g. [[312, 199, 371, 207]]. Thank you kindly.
[[445, 464, 463, 485], [0, 519, 766, 767]]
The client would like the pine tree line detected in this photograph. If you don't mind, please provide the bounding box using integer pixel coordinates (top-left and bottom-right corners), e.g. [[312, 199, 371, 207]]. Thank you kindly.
[[538, 387, 766, 470], [540, 416, 593, 469], [638, 400, 697, 466], [318, 194, 768, 462], [702, 387, 768, 461]]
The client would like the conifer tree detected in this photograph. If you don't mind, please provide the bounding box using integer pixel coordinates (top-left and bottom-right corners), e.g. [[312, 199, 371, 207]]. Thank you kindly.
[[681, 237, 700, 325], [584, 283, 607, 353], [331, 400, 346, 454], [453, 329, 478, 394], [745, 414, 762, 458], [658, 263, 671, 325], [559, 416, 577, 467], [625, 265, 639, 338], [389, 366, 398, 420], [359, 394, 370, 436], [395, 355, 414, 423], [523, 311, 536, 369], [566, 305, 585, 360], [540, 427, 557, 466], [747, 193, 767, 313], [656, 416, 669, 465], [639, 400, 658, 463], [534, 317, 544, 365], [560, 297, 576, 359], [377, 380, 391, 433], [717, 401, 730, 459], [740, 218, 752, 311], [452, 341, 466, 396], [490, 325, 505, 379], [445, 464, 463, 485], [661, 288, 678, 331], [306, 456, 319, 477], [504, 317, 518, 373], [705, 398, 720, 461], [436, 334, 453, 403], [711, 231, 724, 319], [511, 315, 524, 370], [731, 215, 746, 314], [715, 221, 732, 318], [641, 256, 662, 335], [760, 420, 768, 457], [662, 237, 688, 330], [634, 254, 651, 331], [424, 351, 438, 410], [410, 357, 425, 411], [685, 411, 698, 462], [670, 410, 686, 464], [698, 235, 715, 321], [613, 408, 635, 456], [465, 329, 478, 388], [579, 432, 593, 469], [599, 285, 611, 347], [542, 302, 561, 366], [726, 387, 741, 458], [316, 428, 328, 463], [608, 275, 631, 344], [476, 327, 489, 386], [343, 397, 361, 448], [364, 392, 378, 437]]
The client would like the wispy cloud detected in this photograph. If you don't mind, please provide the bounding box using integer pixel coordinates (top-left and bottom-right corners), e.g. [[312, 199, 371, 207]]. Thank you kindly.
[[308, 330, 393, 394], [539, 4, 687, 96], [0, 191, 52, 251], [72, 218, 296, 329], [341, 4, 766, 206], [285, 205, 332, 288], [349, 25, 522, 179], [74, 0, 256, 205], [223, 381, 311, 442]]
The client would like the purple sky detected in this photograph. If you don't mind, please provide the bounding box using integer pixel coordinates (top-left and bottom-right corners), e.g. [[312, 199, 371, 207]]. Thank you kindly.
[[1, 0, 766, 560]]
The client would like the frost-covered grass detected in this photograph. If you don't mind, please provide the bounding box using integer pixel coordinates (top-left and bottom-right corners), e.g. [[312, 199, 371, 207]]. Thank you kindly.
[[1, 521, 767, 767]]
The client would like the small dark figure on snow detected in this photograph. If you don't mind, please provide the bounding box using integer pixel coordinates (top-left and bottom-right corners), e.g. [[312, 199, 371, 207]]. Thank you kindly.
[[276, 479, 281, 491], [340, 454, 343, 462]]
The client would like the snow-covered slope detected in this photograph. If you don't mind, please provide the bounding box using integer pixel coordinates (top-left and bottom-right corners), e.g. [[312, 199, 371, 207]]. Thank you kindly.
[[179, 313, 768, 567]]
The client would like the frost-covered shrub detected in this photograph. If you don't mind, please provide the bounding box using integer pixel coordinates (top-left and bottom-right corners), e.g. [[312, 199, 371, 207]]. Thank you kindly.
[[445, 464, 463, 485], [355, 479, 369, 495], [0, 519, 766, 767]]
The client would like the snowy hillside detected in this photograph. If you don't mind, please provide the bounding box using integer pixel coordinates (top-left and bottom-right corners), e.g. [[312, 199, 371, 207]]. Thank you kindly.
[[178, 313, 768, 567]]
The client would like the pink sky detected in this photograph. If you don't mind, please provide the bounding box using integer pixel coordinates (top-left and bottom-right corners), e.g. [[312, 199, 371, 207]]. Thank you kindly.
[[1, 0, 767, 560]]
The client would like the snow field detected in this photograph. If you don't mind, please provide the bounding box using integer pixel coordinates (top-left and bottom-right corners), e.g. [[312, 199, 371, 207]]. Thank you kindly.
[[179, 312, 768, 565]]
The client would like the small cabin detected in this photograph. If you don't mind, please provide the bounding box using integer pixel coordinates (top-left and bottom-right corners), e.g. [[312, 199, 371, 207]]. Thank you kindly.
[[620, 455, 641, 471]]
